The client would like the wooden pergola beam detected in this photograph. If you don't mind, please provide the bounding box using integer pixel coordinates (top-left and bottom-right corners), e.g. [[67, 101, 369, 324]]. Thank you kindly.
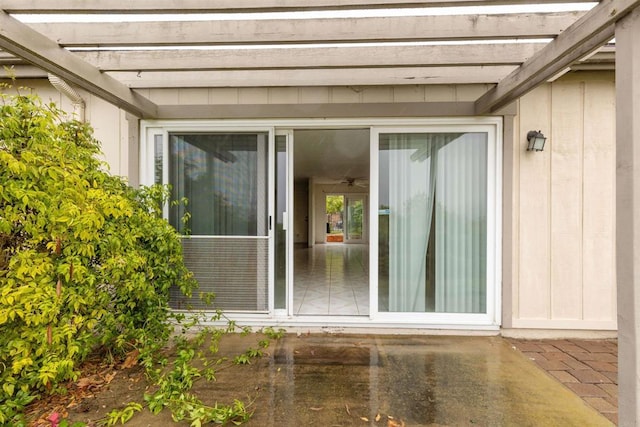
[[108, 66, 517, 88], [0, 10, 158, 118], [156, 102, 484, 119], [28, 12, 583, 46], [475, 0, 640, 114], [1, 0, 596, 14], [78, 43, 545, 71]]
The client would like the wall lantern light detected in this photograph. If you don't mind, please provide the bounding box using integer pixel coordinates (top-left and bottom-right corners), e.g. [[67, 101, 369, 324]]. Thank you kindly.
[[526, 130, 547, 152]]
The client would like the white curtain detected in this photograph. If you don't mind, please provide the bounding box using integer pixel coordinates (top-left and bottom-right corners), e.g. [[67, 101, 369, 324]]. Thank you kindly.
[[435, 134, 487, 313], [383, 133, 487, 313], [387, 134, 452, 311]]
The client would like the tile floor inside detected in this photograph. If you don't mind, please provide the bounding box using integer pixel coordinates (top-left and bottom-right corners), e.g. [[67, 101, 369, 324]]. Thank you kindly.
[[293, 243, 369, 315]]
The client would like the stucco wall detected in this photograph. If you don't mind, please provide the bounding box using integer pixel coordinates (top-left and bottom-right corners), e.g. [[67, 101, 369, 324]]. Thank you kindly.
[[508, 71, 617, 330]]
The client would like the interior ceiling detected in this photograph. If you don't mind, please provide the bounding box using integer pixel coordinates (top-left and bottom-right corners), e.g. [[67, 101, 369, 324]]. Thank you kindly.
[[294, 129, 370, 184], [0, 1, 629, 119]]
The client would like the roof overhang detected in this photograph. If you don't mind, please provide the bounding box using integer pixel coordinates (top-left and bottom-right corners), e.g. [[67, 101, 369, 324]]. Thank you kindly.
[[0, 1, 635, 118]]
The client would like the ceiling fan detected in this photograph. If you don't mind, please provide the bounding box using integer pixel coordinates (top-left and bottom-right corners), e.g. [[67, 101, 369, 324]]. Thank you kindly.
[[341, 177, 368, 187]]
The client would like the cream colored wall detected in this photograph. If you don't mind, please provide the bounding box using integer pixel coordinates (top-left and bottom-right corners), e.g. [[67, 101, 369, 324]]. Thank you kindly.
[[136, 84, 493, 105], [509, 71, 616, 330], [12, 77, 617, 330], [5, 79, 133, 181]]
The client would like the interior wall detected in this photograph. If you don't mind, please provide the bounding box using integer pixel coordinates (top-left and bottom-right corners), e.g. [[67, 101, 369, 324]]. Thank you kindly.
[[510, 71, 617, 330], [294, 180, 309, 244]]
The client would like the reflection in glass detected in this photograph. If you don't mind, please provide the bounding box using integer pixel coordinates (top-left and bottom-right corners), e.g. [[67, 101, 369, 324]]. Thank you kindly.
[[346, 197, 364, 241], [275, 135, 287, 309], [169, 133, 268, 236]]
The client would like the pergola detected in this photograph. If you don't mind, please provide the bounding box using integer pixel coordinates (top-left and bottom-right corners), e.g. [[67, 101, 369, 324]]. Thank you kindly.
[[0, 0, 639, 423]]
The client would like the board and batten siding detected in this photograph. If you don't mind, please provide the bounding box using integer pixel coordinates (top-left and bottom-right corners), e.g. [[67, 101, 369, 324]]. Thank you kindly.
[[8, 76, 617, 331], [2, 79, 135, 184], [136, 84, 493, 105], [509, 72, 616, 330]]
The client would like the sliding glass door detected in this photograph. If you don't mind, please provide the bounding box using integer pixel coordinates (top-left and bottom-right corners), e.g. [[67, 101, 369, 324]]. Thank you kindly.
[[166, 132, 270, 311], [376, 131, 492, 315], [143, 119, 500, 326]]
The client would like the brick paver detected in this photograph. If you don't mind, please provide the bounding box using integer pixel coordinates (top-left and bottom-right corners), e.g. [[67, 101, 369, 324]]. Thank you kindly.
[[569, 369, 612, 384], [548, 370, 579, 383], [510, 338, 618, 424], [565, 382, 611, 398]]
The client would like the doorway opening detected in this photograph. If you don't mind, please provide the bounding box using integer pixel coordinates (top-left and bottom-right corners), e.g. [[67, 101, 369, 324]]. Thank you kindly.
[[325, 194, 367, 244], [326, 195, 344, 243], [291, 129, 370, 316]]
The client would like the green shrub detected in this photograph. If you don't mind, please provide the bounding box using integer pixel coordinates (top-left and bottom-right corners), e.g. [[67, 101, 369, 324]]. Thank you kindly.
[[0, 87, 196, 425]]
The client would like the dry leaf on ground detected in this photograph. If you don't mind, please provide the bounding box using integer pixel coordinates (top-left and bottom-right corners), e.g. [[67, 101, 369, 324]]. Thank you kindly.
[[121, 349, 140, 369]]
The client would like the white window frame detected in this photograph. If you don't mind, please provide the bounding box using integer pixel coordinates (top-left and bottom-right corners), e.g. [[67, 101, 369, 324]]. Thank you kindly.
[[370, 120, 502, 327]]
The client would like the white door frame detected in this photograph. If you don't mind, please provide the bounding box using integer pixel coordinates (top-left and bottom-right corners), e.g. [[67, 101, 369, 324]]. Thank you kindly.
[[369, 122, 502, 326], [139, 118, 501, 328]]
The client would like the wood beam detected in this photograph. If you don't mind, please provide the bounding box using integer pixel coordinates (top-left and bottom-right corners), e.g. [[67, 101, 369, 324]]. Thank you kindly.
[[1, 0, 597, 14], [155, 102, 480, 119], [0, 11, 157, 118], [475, 0, 640, 114], [28, 12, 583, 46], [108, 66, 517, 88], [77, 43, 544, 71], [0, 65, 47, 77], [0, 51, 24, 64], [616, 6, 640, 426]]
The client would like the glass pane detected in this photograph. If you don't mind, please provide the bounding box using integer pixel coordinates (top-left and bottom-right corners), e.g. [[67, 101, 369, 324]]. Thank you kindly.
[[153, 134, 163, 185], [378, 132, 487, 313], [168, 133, 268, 236], [346, 197, 363, 241], [275, 135, 287, 309], [170, 237, 268, 311], [167, 132, 269, 312]]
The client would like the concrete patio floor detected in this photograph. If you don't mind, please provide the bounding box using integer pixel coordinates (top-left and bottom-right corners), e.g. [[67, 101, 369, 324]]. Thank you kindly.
[[81, 334, 613, 427], [116, 334, 612, 426]]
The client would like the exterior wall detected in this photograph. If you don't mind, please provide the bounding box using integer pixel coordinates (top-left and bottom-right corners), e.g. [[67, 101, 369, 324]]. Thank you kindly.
[[509, 71, 617, 330], [9, 76, 618, 330], [2, 79, 134, 182], [136, 84, 494, 106]]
